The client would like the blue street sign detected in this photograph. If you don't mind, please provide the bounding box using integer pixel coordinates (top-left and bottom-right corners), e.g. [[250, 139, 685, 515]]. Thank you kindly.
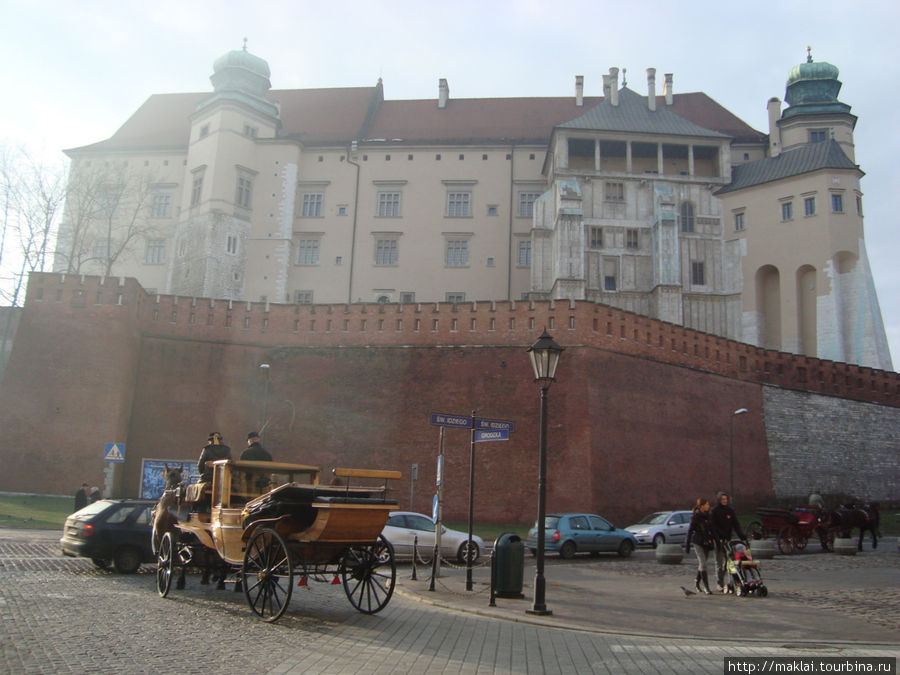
[[473, 429, 510, 443], [429, 412, 473, 428], [104, 443, 125, 462], [474, 417, 515, 433], [432, 494, 439, 523]]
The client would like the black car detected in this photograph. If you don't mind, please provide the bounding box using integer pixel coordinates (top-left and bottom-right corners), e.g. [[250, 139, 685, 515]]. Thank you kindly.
[[60, 499, 156, 573]]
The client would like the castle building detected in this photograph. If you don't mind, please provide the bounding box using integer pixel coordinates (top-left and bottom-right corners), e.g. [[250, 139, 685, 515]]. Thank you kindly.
[[56, 48, 892, 371]]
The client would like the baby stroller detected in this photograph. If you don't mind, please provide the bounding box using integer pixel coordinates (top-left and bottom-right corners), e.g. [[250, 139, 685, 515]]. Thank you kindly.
[[724, 540, 767, 597]]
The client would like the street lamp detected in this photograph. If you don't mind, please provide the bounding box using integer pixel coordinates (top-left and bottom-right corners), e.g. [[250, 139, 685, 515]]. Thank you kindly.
[[259, 363, 270, 445], [526, 329, 564, 616], [729, 408, 748, 502]]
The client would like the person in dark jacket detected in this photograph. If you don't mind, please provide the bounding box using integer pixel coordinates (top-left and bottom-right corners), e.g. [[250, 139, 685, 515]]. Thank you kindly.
[[710, 490, 746, 592], [240, 431, 272, 461], [197, 432, 231, 482], [684, 497, 714, 594], [89, 487, 101, 503], [73, 483, 89, 512]]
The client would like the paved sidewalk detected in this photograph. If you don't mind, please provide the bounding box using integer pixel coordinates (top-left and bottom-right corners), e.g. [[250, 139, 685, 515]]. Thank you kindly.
[[395, 540, 900, 645]]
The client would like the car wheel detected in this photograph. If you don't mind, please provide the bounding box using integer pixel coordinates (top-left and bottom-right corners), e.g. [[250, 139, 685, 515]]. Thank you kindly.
[[457, 541, 479, 564], [652, 533, 665, 548], [617, 539, 635, 558], [559, 541, 576, 559], [91, 558, 110, 570], [113, 546, 142, 574]]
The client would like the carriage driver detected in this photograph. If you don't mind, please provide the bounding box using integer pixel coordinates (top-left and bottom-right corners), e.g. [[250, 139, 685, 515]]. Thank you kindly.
[[198, 432, 232, 482]]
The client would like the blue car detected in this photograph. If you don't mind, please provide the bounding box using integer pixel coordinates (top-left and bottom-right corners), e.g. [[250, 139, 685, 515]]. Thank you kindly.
[[525, 513, 637, 559]]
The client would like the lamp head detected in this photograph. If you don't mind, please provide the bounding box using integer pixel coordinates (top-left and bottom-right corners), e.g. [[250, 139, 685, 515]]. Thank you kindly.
[[527, 330, 564, 384]]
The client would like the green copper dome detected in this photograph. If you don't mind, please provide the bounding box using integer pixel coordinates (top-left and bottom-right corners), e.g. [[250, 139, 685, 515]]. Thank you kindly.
[[786, 60, 840, 87], [784, 50, 842, 107], [210, 45, 272, 98]]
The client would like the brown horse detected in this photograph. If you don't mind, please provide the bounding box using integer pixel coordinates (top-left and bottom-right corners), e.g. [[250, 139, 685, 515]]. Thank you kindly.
[[151, 464, 185, 554], [831, 503, 880, 551]]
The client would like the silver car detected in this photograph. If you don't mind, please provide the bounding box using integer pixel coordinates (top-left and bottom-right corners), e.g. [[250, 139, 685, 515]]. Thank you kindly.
[[381, 511, 484, 563], [625, 510, 692, 547]]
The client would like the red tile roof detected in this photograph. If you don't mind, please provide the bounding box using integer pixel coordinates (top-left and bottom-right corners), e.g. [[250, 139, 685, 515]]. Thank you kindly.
[[66, 85, 765, 154]]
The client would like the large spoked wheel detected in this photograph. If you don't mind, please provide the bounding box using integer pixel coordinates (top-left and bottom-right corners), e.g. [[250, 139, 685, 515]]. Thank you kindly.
[[156, 531, 174, 597], [777, 526, 797, 554], [746, 521, 764, 541], [341, 535, 396, 615], [243, 528, 293, 623]]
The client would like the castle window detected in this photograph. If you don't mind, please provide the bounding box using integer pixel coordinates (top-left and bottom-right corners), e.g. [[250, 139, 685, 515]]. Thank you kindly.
[[294, 290, 313, 304], [487, 205, 498, 216], [810, 129, 827, 143], [375, 238, 399, 265], [150, 191, 173, 218], [804, 196, 816, 217], [296, 239, 320, 265], [831, 193, 843, 213], [447, 191, 471, 217], [243, 124, 258, 138], [400, 292, 415, 304], [235, 175, 253, 209], [377, 191, 401, 217], [446, 293, 465, 303], [781, 201, 793, 221], [691, 261, 705, 286], [518, 240, 531, 267], [190, 174, 203, 207], [226, 234, 238, 255], [856, 195, 863, 216], [145, 239, 165, 265], [518, 192, 540, 218], [605, 182, 624, 202], [626, 229, 639, 249], [680, 202, 695, 232], [445, 239, 469, 267], [589, 227, 603, 249], [301, 193, 323, 217], [734, 212, 745, 231], [604, 275, 616, 291]]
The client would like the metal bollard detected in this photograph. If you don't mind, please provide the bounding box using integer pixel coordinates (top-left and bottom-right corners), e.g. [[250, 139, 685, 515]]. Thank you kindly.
[[411, 535, 418, 580], [428, 543, 439, 591], [488, 546, 497, 607]]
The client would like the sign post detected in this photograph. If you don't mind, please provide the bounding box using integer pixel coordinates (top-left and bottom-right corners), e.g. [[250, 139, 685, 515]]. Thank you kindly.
[[409, 463, 418, 510]]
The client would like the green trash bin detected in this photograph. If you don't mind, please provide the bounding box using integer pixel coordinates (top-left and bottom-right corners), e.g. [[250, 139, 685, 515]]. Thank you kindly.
[[494, 532, 525, 598]]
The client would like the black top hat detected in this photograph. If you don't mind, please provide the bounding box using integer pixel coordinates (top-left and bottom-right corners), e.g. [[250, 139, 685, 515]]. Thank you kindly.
[[247, 431, 260, 440]]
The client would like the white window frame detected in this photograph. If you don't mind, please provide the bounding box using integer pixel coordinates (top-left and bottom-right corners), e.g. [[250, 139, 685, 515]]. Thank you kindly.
[[734, 212, 745, 231], [296, 238, 320, 265], [605, 182, 625, 202], [447, 191, 471, 217], [145, 239, 166, 265], [294, 290, 313, 304], [226, 234, 239, 256], [301, 193, 324, 217], [377, 191, 401, 217], [375, 238, 399, 266], [445, 239, 469, 267], [518, 192, 540, 218], [150, 191, 173, 219], [625, 229, 639, 250]]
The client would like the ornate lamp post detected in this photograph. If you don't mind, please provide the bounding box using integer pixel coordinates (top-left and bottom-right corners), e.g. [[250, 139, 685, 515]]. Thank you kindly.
[[526, 329, 564, 616], [730, 407, 748, 501], [260, 363, 270, 445]]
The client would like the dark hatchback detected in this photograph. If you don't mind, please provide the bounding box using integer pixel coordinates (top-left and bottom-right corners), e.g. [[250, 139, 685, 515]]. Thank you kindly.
[[60, 499, 156, 573]]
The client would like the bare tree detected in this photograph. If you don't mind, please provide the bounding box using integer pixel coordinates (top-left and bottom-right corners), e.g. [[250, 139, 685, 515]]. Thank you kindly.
[[55, 161, 159, 276]]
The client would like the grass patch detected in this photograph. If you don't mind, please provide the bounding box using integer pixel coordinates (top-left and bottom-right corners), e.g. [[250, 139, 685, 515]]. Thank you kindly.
[[0, 494, 74, 530]]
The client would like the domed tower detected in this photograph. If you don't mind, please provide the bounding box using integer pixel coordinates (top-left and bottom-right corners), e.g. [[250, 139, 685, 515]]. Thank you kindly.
[[169, 43, 287, 301], [775, 47, 857, 161], [717, 51, 892, 371]]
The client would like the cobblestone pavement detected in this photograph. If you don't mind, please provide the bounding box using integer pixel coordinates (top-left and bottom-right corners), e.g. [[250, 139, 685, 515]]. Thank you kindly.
[[1, 530, 897, 674]]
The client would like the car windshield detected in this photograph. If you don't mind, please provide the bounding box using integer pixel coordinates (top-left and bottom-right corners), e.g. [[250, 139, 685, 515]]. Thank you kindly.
[[636, 512, 668, 525], [71, 500, 113, 517]]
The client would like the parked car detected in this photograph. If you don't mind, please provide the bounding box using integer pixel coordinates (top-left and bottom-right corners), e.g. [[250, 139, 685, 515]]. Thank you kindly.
[[381, 511, 485, 563], [60, 499, 156, 573], [624, 510, 692, 548], [525, 513, 637, 559]]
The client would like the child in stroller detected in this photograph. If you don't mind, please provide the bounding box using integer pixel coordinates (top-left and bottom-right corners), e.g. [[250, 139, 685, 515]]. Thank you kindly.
[[724, 540, 767, 597]]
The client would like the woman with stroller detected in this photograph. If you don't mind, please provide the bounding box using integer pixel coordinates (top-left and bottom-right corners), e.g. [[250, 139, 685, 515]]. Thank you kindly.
[[685, 497, 714, 594]]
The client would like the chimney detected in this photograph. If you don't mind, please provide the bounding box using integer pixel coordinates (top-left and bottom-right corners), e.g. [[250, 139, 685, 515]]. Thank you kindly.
[[575, 75, 584, 107], [647, 68, 657, 111], [602, 74, 610, 99], [663, 73, 673, 105], [438, 78, 449, 109], [609, 67, 619, 106], [767, 97, 782, 157]]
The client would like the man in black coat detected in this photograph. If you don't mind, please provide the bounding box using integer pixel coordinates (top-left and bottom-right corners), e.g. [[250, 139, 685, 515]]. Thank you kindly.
[[710, 491, 746, 592], [73, 483, 89, 512], [197, 432, 231, 482], [240, 431, 272, 461]]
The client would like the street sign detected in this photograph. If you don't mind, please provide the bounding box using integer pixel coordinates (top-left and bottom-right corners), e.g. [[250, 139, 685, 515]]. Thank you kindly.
[[473, 429, 510, 443], [104, 443, 125, 462], [436, 455, 443, 486], [474, 417, 515, 433], [429, 412, 473, 428], [432, 494, 439, 523]]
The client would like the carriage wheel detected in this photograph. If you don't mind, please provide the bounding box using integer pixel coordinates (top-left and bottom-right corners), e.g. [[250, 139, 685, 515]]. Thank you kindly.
[[156, 531, 175, 598], [746, 521, 763, 540], [794, 534, 809, 551], [341, 535, 396, 615], [243, 528, 293, 623], [777, 526, 797, 554]]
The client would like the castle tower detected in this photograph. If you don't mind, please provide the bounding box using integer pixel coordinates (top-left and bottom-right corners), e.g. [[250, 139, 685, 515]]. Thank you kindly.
[[717, 51, 892, 370]]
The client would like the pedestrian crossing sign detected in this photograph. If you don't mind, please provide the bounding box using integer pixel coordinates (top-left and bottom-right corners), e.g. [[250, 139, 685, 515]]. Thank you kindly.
[[104, 443, 125, 462]]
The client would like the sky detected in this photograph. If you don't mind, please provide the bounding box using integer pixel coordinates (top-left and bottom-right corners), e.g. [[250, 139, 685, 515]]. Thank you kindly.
[[1, 0, 898, 367]]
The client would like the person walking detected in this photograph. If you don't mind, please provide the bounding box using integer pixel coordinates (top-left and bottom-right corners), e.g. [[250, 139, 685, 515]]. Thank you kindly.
[[684, 497, 714, 594], [73, 483, 89, 511], [710, 490, 746, 593], [240, 431, 272, 461]]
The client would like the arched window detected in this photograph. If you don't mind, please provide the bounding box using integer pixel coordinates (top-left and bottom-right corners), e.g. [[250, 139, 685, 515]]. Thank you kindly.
[[680, 202, 695, 233]]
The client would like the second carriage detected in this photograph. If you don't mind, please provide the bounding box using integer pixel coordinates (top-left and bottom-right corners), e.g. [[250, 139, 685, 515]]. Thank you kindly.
[[746, 505, 837, 554], [155, 458, 401, 622]]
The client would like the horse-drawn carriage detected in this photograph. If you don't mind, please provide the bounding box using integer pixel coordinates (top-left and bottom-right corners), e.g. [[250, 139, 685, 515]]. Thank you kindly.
[[746, 505, 836, 554], [154, 459, 401, 622]]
